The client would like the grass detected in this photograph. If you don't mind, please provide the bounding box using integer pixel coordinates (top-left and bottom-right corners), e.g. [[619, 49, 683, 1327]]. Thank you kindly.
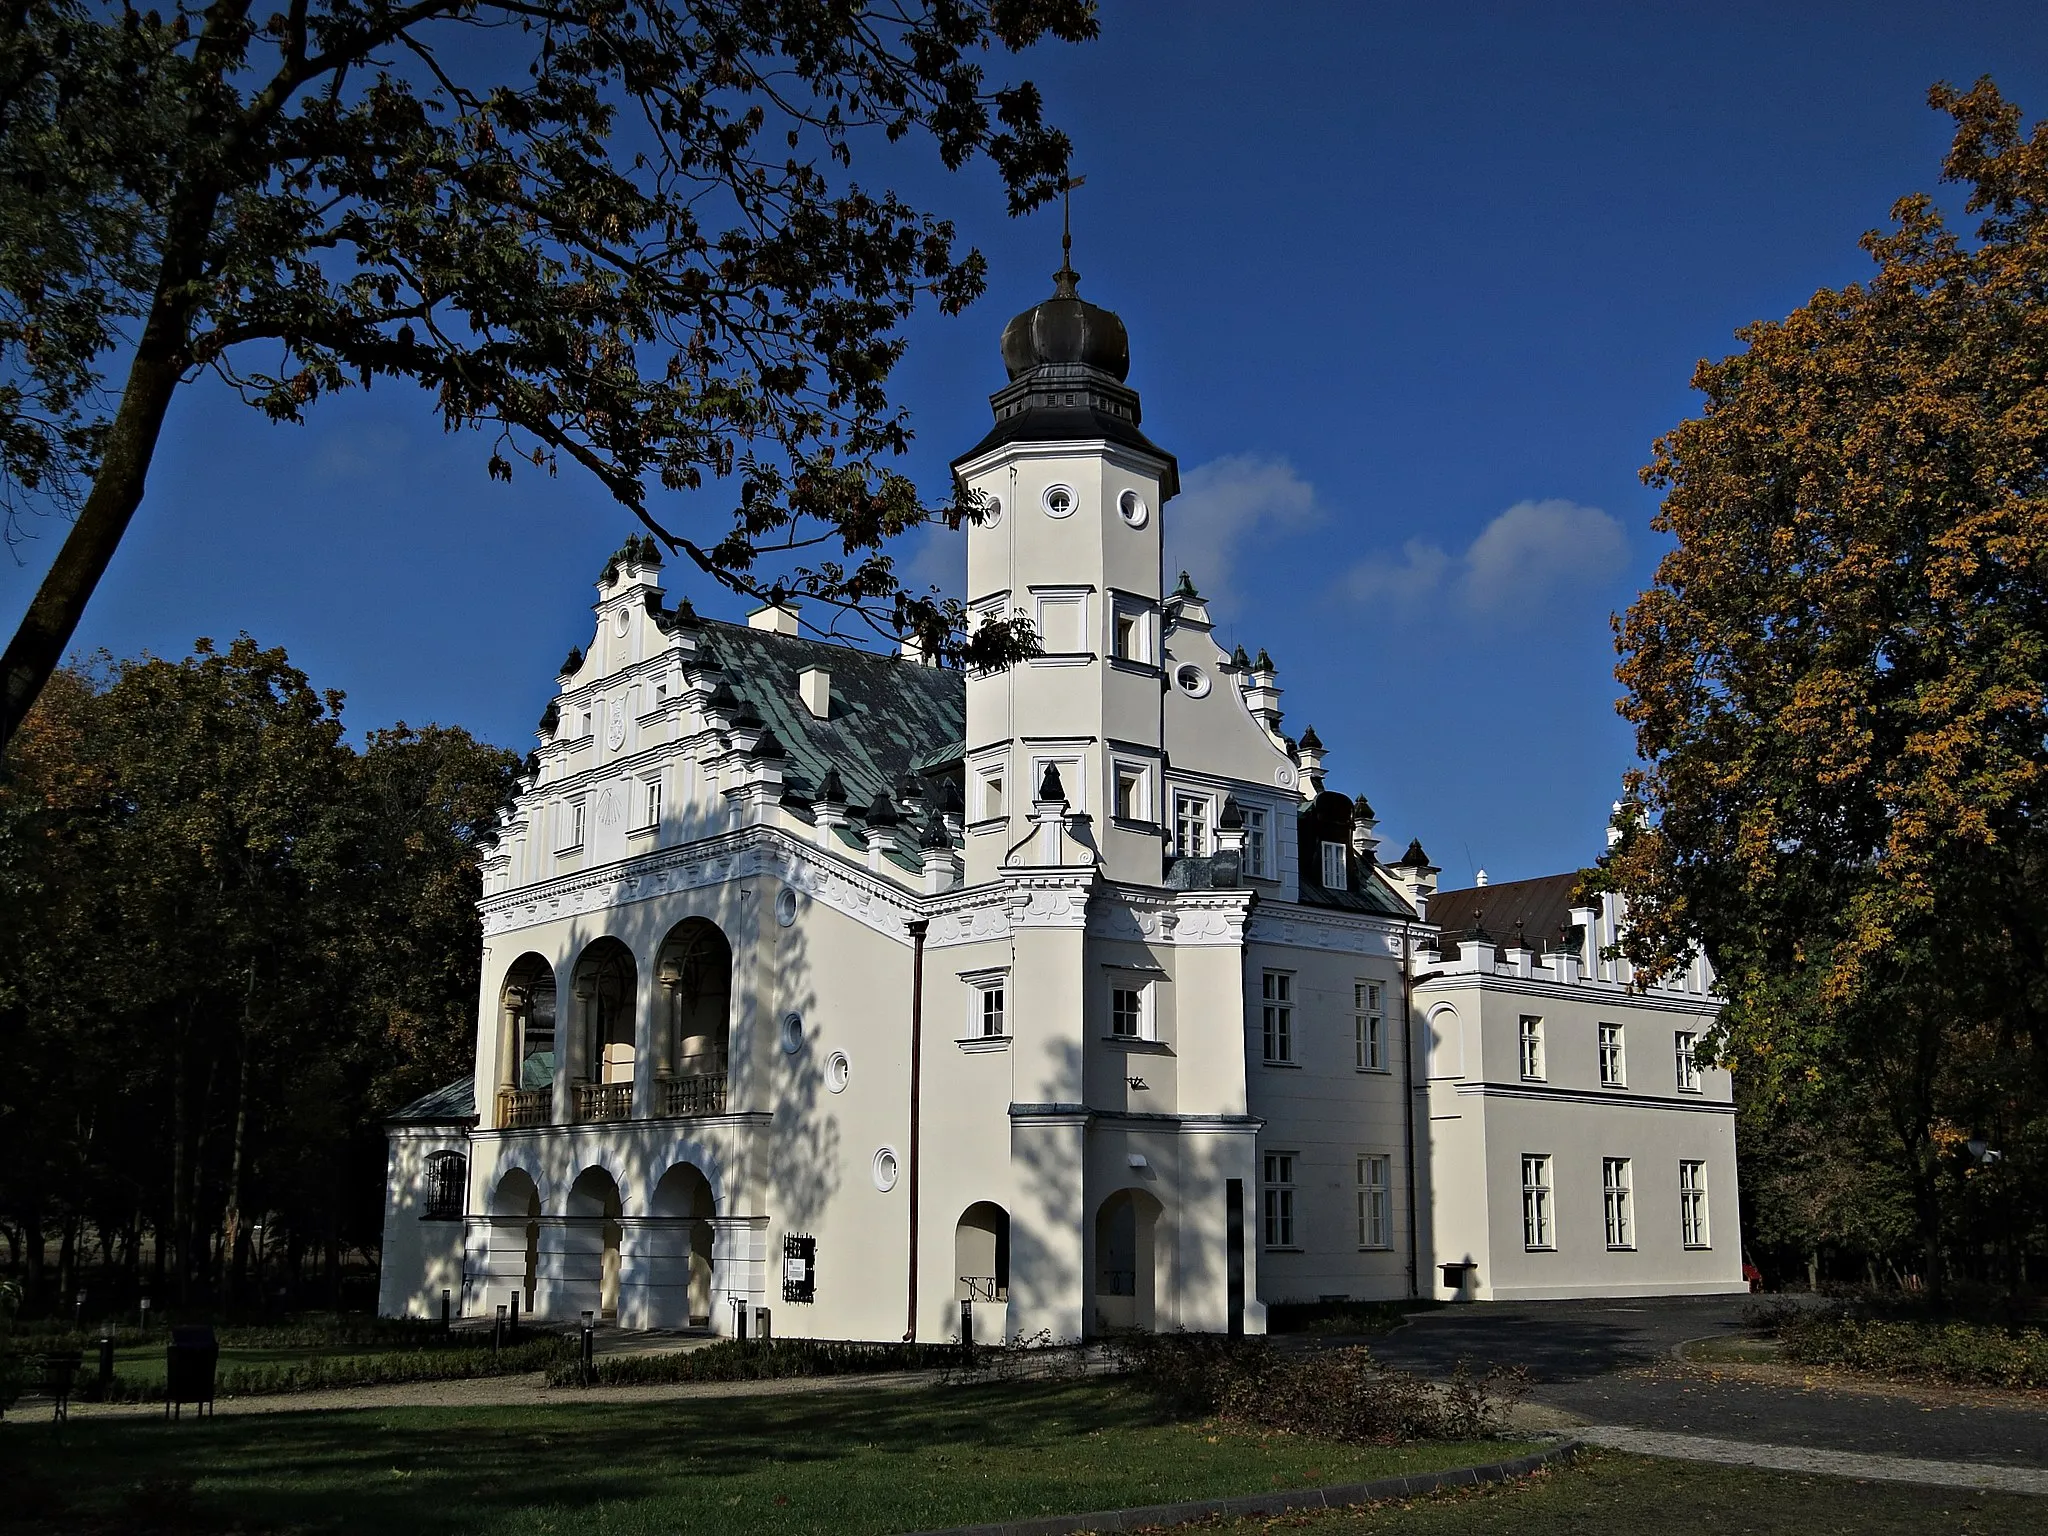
[[4, 1379, 1534, 1535], [1196, 1449, 2048, 1534]]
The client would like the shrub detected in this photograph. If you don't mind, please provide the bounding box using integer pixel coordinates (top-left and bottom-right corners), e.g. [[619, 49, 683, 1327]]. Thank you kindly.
[[82, 1335, 575, 1402], [1266, 1300, 1428, 1337], [1110, 1333, 1525, 1444], [1775, 1311, 2048, 1389], [545, 1335, 976, 1388]]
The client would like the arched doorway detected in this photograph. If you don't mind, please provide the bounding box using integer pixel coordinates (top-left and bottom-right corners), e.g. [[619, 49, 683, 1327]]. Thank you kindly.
[[572, 939, 636, 1121], [650, 1162, 718, 1328], [489, 1169, 541, 1312], [566, 1166, 624, 1320], [655, 919, 732, 1116], [497, 956, 557, 1126], [955, 1202, 1010, 1344], [1093, 1188, 1163, 1334]]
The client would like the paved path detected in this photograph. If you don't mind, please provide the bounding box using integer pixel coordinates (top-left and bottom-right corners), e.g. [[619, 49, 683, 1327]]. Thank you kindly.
[[1576, 1425, 2048, 1495], [1369, 1297, 2048, 1477]]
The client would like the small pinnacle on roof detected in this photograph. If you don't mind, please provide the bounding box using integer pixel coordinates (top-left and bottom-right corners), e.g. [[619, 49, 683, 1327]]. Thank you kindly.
[[750, 728, 786, 761], [705, 681, 740, 712], [1298, 725, 1324, 751], [1218, 795, 1245, 830], [1398, 837, 1430, 867], [919, 808, 954, 851], [863, 789, 901, 828], [896, 774, 926, 807], [1253, 648, 1274, 673], [817, 768, 847, 807], [1352, 794, 1376, 822], [1038, 762, 1067, 802], [1171, 570, 1200, 601], [1231, 644, 1251, 670], [938, 780, 964, 817], [538, 701, 560, 734], [559, 646, 584, 676]]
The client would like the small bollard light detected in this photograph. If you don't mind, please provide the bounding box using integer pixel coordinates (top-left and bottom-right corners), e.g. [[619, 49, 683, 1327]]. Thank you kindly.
[[579, 1311, 595, 1385], [139, 1296, 152, 1331], [99, 1329, 116, 1392], [494, 1304, 506, 1355], [74, 1288, 86, 1330], [441, 1287, 452, 1334], [509, 1291, 520, 1341]]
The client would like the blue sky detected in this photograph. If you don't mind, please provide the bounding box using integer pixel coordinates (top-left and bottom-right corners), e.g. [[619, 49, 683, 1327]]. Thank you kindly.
[[7, 1, 2046, 883]]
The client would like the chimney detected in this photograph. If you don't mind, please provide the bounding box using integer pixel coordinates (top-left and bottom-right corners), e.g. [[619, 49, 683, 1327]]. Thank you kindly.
[[1475, 868, 1489, 888], [798, 666, 831, 720], [747, 601, 801, 636]]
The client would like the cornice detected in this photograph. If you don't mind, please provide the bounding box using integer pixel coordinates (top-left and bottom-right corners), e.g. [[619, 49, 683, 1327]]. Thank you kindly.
[[1086, 883, 1252, 948], [1411, 968, 1723, 1016], [1448, 1080, 1735, 1115], [1246, 902, 1416, 959]]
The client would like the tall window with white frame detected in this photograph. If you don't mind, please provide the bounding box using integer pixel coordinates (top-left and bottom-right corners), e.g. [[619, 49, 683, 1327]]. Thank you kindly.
[[1242, 805, 1268, 878], [1674, 1030, 1703, 1092], [1114, 765, 1146, 823], [1519, 1016, 1545, 1080], [1521, 1154, 1554, 1250], [641, 776, 663, 830], [1679, 1160, 1710, 1247], [1173, 793, 1211, 858], [1603, 1157, 1633, 1249], [1113, 609, 1145, 663], [563, 798, 587, 850], [1111, 984, 1145, 1040], [1261, 971, 1293, 1063], [1354, 982, 1385, 1071], [976, 981, 1007, 1039], [1320, 839, 1347, 889], [1357, 1153, 1392, 1248], [1598, 1023, 1625, 1087], [979, 768, 1004, 822], [1262, 1152, 1297, 1248]]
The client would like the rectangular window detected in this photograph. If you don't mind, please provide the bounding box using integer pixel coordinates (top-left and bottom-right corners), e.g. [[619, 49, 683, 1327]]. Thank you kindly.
[[1111, 985, 1145, 1039], [980, 770, 1004, 821], [1243, 806, 1268, 878], [1603, 1157, 1634, 1249], [1675, 1030, 1703, 1093], [1354, 982, 1385, 1071], [640, 777, 663, 829], [1522, 1154, 1554, 1250], [1114, 765, 1146, 822], [1261, 971, 1293, 1063], [1262, 1152, 1296, 1248], [1598, 1023, 1625, 1087], [1320, 840, 1347, 889], [561, 798, 586, 850], [1114, 611, 1143, 662], [976, 983, 1006, 1038], [1174, 793, 1211, 858], [1680, 1160, 1710, 1247], [1519, 1016, 1545, 1081], [1357, 1154, 1392, 1248]]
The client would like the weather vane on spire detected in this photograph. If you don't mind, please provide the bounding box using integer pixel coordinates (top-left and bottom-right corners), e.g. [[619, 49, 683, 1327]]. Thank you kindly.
[[1054, 172, 1086, 296]]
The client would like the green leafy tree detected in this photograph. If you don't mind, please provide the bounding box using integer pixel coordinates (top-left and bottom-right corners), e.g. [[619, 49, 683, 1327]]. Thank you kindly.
[[0, 0, 1089, 752], [1600, 79, 2048, 1295]]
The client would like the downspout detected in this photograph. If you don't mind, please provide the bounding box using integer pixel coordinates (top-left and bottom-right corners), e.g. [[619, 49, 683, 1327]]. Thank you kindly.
[[1400, 920, 1419, 1300], [905, 918, 930, 1341]]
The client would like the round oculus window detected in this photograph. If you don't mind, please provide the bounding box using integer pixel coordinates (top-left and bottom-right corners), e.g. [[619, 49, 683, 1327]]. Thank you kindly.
[[872, 1146, 900, 1192], [780, 1011, 805, 1054], [826, 1051, 850, 1094], [979, 494, 1003, 529], [1041, 483, 1077, 519], [774, 887, 799, 927], [1175, 664, 1211, 698], [1117, 489, 1148, 528]]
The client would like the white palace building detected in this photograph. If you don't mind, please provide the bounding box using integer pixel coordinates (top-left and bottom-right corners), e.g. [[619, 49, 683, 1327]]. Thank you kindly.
[[378, 259, 1745, 1338]]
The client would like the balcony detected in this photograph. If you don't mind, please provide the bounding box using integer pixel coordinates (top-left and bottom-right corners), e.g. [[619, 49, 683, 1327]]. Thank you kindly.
[[661, 1070, 728, 1118], [575, 1081, 633, 1123], [497, 1088, 550, 1129]]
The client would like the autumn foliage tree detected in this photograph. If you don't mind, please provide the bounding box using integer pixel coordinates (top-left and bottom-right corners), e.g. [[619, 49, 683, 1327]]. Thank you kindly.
[[0, 0, 1090, 752], [1600, 79, 2048, 1293]]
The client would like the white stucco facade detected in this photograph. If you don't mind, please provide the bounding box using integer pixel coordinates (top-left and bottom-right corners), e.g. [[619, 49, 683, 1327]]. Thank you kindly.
[[378, 266, 1743, 1337]]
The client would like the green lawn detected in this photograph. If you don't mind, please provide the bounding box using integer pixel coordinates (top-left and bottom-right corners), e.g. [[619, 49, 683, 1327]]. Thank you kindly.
[[98, 1342, 423, 1387], [1204, 1450, 2047, 1535], [6, 1379, 1534, 1535]]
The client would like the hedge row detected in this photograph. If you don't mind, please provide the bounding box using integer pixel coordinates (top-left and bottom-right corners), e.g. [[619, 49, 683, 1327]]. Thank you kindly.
[[1777, 1313, 2048, 1389], [84, 1336, 576, 1403], [545, 1336, 973, 1387]]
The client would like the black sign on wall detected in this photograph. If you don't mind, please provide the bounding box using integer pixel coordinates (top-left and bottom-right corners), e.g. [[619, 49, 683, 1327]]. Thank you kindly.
[[783, 1232, 817, 1303]]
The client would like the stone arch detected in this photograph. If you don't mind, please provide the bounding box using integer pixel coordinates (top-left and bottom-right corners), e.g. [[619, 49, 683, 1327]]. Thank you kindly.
[[572, 938, 638, 1105], [655, 918, 733, 1089], [488, 1167, 542, 1312], [648, 1161, 719, 1327], [1093, 1187, 1165, 1334], [954, 1202, 1010, 1301], [565, 1164, 625, 1320], [499, 953, 558, 1088]]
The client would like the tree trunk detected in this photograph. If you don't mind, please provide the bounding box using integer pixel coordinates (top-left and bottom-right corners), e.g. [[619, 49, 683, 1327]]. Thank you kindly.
[[223, 1006, 253, 1305]]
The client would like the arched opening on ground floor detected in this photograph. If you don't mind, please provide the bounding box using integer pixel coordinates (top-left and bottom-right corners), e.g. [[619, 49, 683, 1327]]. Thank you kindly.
[[490, 1168, 541, 1311], [955, 1200, 1011, 1345], [1094, 1188, 1163, 1334], [566, 1165, 624, 1319], [649, 1162, 717, 1327]]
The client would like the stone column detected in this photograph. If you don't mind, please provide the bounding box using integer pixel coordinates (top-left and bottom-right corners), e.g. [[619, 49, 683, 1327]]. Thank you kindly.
[[557, 970, 594, 1125], [495, 988, 525, 1130]]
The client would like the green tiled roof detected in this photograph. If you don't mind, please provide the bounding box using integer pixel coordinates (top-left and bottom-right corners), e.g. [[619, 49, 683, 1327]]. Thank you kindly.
[[699, 620, 964, 810], [390, 1078, 477, 1123]]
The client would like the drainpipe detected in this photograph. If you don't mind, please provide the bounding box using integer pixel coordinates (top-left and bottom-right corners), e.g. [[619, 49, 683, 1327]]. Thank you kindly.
[[905, 918, 929, 1342], [1399, 921, 1419, 1300]]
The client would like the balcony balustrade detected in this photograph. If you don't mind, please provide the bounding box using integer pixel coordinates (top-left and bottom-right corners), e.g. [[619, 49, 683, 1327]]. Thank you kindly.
[[575, 1081, 634, 1123], [496, 1088, 550, 1129], [662, 1070, 728, 1118], [959, 1276, 1008, 1303]]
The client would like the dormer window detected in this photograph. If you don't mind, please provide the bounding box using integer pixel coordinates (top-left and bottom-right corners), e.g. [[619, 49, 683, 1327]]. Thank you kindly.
[[1321, 840, 1347, 890]]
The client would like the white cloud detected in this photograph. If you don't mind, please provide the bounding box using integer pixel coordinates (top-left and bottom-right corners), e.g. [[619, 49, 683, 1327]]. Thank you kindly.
[[1165, 454, 1322, 615], [1343, 498, 1627, 619]]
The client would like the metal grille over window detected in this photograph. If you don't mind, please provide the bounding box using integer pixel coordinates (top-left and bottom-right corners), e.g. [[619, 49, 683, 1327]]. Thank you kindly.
[[424, 1151, 466, 1221], [783, 1232, 817, 1303]]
